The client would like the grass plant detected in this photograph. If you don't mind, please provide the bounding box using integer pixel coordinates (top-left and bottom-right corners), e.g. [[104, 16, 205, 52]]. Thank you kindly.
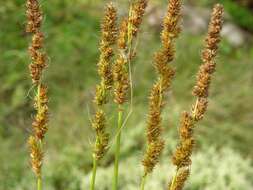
[[18, 0, 232, 190]]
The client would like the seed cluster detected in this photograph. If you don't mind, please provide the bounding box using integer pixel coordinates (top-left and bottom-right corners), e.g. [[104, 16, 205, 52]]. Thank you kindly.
[[142, 0, 182, 175], [32, 84, 49, 140], [92, 109, 109, 160], [28, 136, 43, 178], [93, 3, 118, 160], [113, 0, 148, 105], [168, 168, 190, 190], [26, 0, 49, 178], [113, 18, 129, 105], [169, 4, 224, 190], [129, 0, 148, 38]]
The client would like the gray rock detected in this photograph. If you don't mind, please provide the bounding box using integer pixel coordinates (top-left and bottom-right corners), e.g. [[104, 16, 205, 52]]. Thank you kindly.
[[146, 4, 252, 47], [182, 5, 210, 34], [221, 23, 247, 47]]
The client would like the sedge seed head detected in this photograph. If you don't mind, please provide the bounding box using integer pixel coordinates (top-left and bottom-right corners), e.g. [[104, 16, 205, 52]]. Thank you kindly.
[[193, 4, 224, 98], [101, 3, 118, 47], [168, 168, 190, 190], [172, 137, 195, 168], [112, 17, 130, 105], [113, 54, 129, 105], [142, 139, 165, 174], [28, 136, 43, 177], [117, 18, 128, 50], [92, 109, 109, 160], [97, 2, 118, 90], [172, 112, 195, 168], [129, 0, 148, 37], [146, 81, 163, 143], [192, 98, 208, 121], [32, 84, 49, 140], [26, 0, 42, 33], [28, 32, 47, 84], [142, 0, 182, 176], [170, 4, 224, 189]]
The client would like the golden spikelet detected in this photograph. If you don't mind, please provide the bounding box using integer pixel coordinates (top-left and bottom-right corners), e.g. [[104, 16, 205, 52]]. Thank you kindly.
[[92, 109, 109, 160], [112, 3, 148, 188], [113, 18, 129, 105], [97, 2, 118, 90], [113, 0, 148, 105], [26, 0, 47, 84], [28, 32, 47, 84], [92, 3, 118, 160], [142, 139, 165, 174], [172, 112, 194, 168], [168, 168, 190, 190], [28, 136, 43, 178], [142, 0, 182, 175], [192, 98, 208, 121], [26, 0, 42, 33], [26, 0, 49, 179], [169, 4, 223, 190], [32, 84, 49, 140], [129, 0, 148, 37], [193, 4, 224, 98], [117, 18, 128, 51]]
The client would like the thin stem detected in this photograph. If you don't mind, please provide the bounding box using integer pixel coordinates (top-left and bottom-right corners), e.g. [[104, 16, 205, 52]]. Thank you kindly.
[[169, 168, 179, 190], [113, 107, 123, 190], [90, 156, 97, 190], [140, 174, 147, 190], [37, 177, 42, 190], [192, 98, 200, 119]]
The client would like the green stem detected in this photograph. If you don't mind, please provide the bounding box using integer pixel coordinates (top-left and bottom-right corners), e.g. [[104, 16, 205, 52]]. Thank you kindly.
[[140, 174, 147, 190], [37, 177, 42, 190], [113, 107, 123, 190], [169, 168, 179, 190], [37, 140, 43, 190], [90, 156, 97, 190]]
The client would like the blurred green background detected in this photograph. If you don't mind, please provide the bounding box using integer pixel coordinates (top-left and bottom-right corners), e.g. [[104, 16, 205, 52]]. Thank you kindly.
[[0, 0, 253, 189]]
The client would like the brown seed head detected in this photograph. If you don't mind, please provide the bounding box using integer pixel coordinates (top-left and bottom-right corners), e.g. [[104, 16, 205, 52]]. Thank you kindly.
[[28, 136, 43, 177], [142, 139, 165, 174], [94, 83, 107, 106], [179, 112, 194, 140], [28, 32, 47, 84], [26, 0, 43, 33], [146, 82, 163, 143], [113, 54, 129, 105], [129, 0, 148, 37], [153, 0, 181, 91], [168, 168, 190, 190], [92, 109, 109, 160], [172, 112, 195, 168], [142, 0, 182, 175], [32, 84, 49, 140], [193, 4, 223, 98], [192, 98, 208, 121], [113, 18, 130, 105], [97, 3, 118, 89], [117, 18, 128, 50], [170, 5, 223, 189], [172, 137, 195, 168], [101, 3, 118, 47], [162, 0, 182, 49], [26, 0, 49, 180]]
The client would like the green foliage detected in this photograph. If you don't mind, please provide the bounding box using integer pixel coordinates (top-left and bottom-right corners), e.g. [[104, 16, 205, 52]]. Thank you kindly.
[[83, 146, 253, 190], [221, 0, 253, 31], [193, 0, 253, 32]]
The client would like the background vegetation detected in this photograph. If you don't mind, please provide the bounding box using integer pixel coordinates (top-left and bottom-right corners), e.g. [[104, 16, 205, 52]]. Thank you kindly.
[[0, 0, 252, 189]]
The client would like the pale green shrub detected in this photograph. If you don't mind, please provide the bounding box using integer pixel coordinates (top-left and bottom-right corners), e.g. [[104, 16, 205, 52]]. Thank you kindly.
[[84, 146, 253, 190]]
